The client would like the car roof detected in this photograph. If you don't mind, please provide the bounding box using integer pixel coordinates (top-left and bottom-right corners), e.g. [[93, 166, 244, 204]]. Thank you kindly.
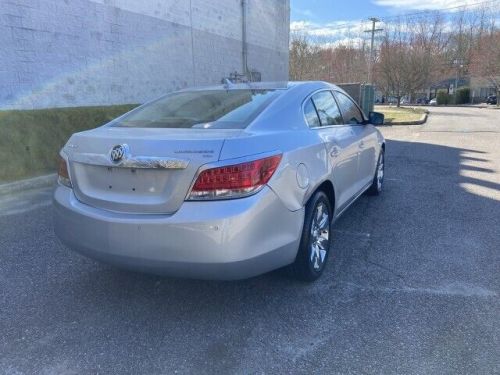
[[244, 81, 350, 131], [178, 81, 338, 92], [147, 81, 349, 132]]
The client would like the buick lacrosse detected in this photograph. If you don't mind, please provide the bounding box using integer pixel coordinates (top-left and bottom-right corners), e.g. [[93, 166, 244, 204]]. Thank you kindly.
[[54, 81, 385, 281]]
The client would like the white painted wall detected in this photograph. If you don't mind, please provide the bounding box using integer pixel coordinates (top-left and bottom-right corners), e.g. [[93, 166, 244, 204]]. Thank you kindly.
[[0, 0, 290, 109]]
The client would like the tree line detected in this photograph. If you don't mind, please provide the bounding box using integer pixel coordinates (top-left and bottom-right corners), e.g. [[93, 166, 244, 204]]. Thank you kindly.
[[289, 6, 500, 106]]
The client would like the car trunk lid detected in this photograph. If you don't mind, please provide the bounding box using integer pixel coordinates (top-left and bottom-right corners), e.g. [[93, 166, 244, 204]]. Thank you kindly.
[[64, 127, 242, 214]]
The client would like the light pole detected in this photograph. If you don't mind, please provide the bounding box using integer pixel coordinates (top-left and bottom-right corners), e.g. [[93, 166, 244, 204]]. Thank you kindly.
[[453, 59, 464, 104]]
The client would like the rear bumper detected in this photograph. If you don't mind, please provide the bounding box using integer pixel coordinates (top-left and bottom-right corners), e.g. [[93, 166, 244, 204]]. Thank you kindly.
[[53, 186, 303, 280]]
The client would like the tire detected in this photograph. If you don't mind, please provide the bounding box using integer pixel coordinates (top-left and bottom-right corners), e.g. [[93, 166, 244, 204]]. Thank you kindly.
[[288, 190, 332, 282], [367, 149, 384, 196]]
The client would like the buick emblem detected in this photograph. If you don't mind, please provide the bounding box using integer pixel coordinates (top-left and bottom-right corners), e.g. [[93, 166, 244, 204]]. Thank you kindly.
[[110, 144, 128, 163]]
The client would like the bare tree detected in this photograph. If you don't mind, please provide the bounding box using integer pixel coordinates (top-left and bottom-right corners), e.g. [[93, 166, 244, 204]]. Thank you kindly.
[[375, 13, 448, 106], [321, 44, 368, 83], [470, 29, 500, 100], [289, 6, 498, 105], [375, 23, 406, 105], [289, 33, 322, 81]]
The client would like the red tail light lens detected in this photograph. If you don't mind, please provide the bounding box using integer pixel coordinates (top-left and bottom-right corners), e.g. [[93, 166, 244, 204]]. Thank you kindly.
[[188, 154, 282, 200], [57, 155, 72, 188]]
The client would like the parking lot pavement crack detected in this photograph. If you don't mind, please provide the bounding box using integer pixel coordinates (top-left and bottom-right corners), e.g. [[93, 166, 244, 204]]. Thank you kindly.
[[345, 199, 408, 287], [363, 259, 407, 284]]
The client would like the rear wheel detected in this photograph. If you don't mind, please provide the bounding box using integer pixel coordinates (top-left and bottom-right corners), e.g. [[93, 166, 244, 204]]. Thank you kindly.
[[367, 149, 384, 196], [288, 191, 332, 282]]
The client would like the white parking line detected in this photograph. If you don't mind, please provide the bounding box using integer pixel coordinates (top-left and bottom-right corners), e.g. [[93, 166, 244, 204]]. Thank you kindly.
[[0, 200, 52, 216], [345, 282, 498, 298], [0, 187, 53, 216]]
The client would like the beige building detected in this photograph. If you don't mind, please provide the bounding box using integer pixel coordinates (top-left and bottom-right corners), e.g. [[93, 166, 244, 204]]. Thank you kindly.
[[470, 76, 499, 103]]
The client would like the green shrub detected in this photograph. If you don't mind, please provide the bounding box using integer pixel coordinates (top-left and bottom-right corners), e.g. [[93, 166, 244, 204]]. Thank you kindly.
[[0, 104, 138, 183], [436, 90, 449, 105], [455, 87, 470, 104]]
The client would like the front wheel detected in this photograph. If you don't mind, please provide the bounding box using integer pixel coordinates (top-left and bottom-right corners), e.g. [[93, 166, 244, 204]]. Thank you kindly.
[[367, 149, 384, 196], [288, 191, 332, 282]]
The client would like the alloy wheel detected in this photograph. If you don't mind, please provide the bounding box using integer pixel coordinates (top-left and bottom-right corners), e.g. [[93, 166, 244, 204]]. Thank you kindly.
[[377, 152, 384, 191], [310, 202, 330, 271]]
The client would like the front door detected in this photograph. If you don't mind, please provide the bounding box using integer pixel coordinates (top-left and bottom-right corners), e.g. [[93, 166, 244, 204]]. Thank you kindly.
[[333, 91, 379, 189]]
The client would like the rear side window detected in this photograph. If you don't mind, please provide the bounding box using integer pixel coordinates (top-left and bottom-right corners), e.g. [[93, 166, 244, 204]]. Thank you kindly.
[[113, 89, 281, 129], [333, 91, 364, 124], [304, 99, 320, 127], [311, 91, 343, 126]]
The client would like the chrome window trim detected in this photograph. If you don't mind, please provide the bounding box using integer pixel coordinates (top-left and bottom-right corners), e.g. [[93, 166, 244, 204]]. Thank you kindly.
[[302, 89, 346, 129], [303, 97, 322, 128], [302, 88, 369, 130], [332, 90, 367, 126]]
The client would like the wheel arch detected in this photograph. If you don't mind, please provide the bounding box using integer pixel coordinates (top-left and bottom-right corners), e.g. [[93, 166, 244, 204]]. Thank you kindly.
[[306, 179, 336, 215]]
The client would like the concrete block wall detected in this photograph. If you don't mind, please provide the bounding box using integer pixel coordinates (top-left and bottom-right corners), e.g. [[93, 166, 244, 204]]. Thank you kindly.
[[0, 0, 290, 109]]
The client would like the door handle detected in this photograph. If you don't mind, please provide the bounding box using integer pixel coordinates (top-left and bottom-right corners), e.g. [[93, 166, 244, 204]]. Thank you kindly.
[[358, 141, 365, 149], [330, 146, 340, 158]]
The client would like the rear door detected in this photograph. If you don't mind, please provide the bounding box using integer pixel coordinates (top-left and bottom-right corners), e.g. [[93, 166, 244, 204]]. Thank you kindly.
[[333, 90, 379, 189], [307, 91, 361, 210]]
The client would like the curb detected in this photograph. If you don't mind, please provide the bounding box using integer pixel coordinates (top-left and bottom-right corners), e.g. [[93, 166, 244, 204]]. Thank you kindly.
[[384, 112, 428, 126], [428, 104, 493, 108], [0, 173, 57, 196]]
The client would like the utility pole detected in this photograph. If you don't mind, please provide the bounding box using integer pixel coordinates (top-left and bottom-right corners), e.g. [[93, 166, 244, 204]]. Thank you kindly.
[[364, 17, 383, 84], [452, 59, 464, 104]]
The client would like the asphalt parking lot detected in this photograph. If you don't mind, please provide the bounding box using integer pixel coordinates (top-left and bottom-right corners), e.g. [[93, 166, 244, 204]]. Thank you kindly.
[[1, 107, 499, 374]]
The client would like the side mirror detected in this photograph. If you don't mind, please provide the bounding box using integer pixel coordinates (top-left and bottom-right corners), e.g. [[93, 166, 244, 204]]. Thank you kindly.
[[368, 111, 385, 125]]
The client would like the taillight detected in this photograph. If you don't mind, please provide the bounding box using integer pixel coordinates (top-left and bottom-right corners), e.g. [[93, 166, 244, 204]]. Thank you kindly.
[[58, 155, 72, 188], [188, 154, 282, 200]]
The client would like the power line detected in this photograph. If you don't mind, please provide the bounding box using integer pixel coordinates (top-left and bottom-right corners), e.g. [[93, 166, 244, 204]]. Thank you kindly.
[[380, 0, 500, 22], [291, 0, 499, 49], [293, 0, 499, 34]]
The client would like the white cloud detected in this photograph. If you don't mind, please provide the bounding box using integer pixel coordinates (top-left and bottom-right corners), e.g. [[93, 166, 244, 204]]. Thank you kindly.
[[373, 0, 495, 11], [290, 20, 313, 31], [321, 37, 365, 48], [291, 0, 499, 48], [290, 20, 370, 48], [291, 20, 367, 36]]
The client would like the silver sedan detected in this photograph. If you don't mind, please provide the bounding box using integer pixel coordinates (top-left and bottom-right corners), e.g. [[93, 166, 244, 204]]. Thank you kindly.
[[54, 81, 385, 281]]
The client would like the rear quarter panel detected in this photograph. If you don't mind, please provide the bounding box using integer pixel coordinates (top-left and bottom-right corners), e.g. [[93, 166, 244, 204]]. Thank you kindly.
[[220, 130, 330, 212]]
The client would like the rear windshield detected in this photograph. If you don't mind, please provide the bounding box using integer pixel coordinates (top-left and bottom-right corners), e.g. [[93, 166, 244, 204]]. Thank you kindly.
[[113, 89, 281, 129]]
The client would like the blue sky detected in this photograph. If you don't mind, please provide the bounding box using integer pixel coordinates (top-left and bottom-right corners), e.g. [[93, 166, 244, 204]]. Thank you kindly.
[[291, 0, 387, 23], [290, 0, 496, 44], [291, 0, 492, 23]]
